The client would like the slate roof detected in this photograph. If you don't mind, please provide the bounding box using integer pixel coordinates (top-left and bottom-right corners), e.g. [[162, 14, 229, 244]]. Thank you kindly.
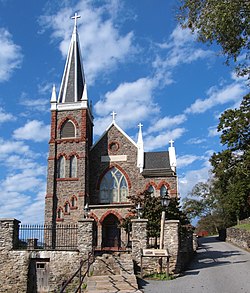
[[142, 151, 175, 177], [58, 24, 86, 103]]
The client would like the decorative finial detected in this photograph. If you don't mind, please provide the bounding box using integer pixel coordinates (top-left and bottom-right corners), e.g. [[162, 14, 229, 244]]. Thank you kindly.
[[71, 12, 81, 28], [169, 139, 174, 147], [111, 111, 117, 123]]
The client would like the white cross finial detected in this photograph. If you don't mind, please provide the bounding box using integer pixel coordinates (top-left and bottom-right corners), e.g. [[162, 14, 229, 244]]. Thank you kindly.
[[169, 139, 174, 147], [138, 123, 143, 130], [111, 111, 117, 122], [71, 12, 81, 27]]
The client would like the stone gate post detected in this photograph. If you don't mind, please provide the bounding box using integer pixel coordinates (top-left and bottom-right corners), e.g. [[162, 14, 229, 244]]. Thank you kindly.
[[131, 219, 148, 264], [163, 220, 180, 273], [0, 218, 20, 251], [78, 219, 94, 257]]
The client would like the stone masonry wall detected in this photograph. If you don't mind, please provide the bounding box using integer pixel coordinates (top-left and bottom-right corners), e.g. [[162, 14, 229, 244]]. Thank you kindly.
[[0, 219, 94, 293], [227, 227, 250, 249]]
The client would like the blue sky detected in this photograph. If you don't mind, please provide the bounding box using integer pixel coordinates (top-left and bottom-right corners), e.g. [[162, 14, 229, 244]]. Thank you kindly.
[[0, 0, 248, 223]]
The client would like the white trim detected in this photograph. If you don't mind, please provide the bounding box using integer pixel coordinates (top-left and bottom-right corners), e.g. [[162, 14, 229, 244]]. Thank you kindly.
[[91, 121, 138, 150]]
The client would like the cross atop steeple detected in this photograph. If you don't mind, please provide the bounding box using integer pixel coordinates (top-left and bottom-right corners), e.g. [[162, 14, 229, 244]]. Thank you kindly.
[[71, 12, 81, 28], [111, 111, 117, 123], [169, 139, 174, 147], [138, 123, 143, 130]]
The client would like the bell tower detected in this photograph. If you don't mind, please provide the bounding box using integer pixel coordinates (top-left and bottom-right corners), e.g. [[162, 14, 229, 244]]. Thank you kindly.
[[45, 13, 93, 225]]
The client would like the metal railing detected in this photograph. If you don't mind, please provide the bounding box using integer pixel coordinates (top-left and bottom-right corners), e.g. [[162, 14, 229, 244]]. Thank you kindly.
[[60, 251, 94, 293], [18, 224, 78, 250]]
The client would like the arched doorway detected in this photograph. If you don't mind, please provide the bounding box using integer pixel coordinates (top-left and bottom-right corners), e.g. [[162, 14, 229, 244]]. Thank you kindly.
[[102, 214, 121, 248]]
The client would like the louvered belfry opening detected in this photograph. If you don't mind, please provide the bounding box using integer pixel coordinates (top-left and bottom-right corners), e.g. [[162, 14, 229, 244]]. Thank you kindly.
[[61, 120, 75, 138]]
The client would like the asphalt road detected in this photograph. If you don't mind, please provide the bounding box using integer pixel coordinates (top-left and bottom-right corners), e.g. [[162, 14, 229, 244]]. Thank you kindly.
[[140, 236, 250, 293]]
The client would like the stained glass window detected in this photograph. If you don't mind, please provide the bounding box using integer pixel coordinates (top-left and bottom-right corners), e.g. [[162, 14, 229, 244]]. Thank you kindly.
[[100, 167, 129, 203], [69, 156, 77, 178]]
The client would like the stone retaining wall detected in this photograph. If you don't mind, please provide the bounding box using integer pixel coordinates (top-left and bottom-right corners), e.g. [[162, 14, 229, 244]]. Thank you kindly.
[[226, 227, 250, 249]]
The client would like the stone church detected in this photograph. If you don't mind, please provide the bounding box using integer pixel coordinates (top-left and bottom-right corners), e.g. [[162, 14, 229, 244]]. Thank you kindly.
[[45, 14, 178, 250]]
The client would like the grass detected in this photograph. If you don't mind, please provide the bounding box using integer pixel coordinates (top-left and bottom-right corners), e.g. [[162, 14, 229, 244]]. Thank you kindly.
[[233, 223, 250, 231], [144, 272, 175, 281]]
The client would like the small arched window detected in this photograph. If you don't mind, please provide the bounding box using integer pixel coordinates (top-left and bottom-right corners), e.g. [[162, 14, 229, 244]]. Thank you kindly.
[[147, 184, 155, 196], [160, 185, 168, 197], [57, 208, 63, 219], [100, 167, 129, 203], [57, 156, 65, 178], [71, 196, 76, 207], [64, 202, 70, 213], [60, 120, 75, 138], [69, 156, 77, 178]]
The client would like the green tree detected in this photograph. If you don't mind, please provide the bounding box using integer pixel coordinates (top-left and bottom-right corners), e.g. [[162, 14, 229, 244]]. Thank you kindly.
[[210, 94, 250, 224], [178, 0, 250, 78], [182, 181, 216, 220], [122, 190, 190, 241]]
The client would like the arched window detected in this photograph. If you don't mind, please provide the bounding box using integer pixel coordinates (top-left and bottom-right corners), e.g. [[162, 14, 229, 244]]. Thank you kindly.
[[100, 167, 129, 203], [147, 184, 155, 196], [64, 202, 70, 213], [160, 185, 168, 197], [71, 196, 76, 207], [57, 208, 63, 219], [69, 156, 77, 178], [60, 120, 75, 138], [57, 156, 65, 178]]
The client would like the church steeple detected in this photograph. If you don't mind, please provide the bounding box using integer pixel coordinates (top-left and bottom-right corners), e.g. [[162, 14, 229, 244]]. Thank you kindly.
[[58, 12, 87, 104]]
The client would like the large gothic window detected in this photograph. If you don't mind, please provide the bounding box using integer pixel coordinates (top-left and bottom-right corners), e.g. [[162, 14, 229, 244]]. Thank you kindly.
[[57, 156, 65, 178], [69, 156, 77, 178], [100, 167, 129, 203], [60, 120, 75, 138]]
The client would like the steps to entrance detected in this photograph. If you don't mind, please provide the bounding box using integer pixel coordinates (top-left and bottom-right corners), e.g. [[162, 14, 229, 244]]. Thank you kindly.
[[85, 252, 142, 292], [86, 274, 141, 293]]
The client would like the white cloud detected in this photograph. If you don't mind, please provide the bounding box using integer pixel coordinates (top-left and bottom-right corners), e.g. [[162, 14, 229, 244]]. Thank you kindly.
[[0, 107, 16, 123], [147, 114, 186, 134], [208, 125, 220, 137], [13, 120, 50, 142], [177, 154, 202, 168], [178, 166, 210, 198], [153, 25, 213, 71], [0, 28, 23, 82], [186, 137, 207, 145], [0, 138, 31, 159], [20, 97, 49, 112], [40, 1, 134, 85], [144, 128, 185, 151], [185, 82, 247, 114], [94, 77, 159, 135]]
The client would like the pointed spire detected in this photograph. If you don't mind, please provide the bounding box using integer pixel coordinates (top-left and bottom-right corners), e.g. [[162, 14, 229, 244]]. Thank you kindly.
[[58, 12, 87, 104], [50, 84, 57, 110], [168, 139, 177, 172], [137, 123, 144, 173]]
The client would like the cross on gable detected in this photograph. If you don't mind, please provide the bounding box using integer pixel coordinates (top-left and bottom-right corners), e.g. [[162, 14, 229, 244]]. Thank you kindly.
[[111, 111, 117, 122], [71, 12, 81, 27], [169, 139, 174, 147]]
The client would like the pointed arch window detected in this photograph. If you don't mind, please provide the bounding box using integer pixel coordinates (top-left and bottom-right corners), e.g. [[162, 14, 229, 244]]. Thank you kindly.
[[60, 120, 76, 138], [147, 184, 155, 196], [57, 208, 63, 219], [100, 167, 129, 204], [69, 156, 77, 178], [57, 156, 65, 178], [160, 185, 168, 197]]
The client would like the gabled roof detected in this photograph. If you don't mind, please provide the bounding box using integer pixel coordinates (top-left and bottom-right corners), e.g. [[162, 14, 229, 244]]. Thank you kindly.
[[142, 151, 175, 177], [91, 121, 138, 150], [58, 16, 86, 104]]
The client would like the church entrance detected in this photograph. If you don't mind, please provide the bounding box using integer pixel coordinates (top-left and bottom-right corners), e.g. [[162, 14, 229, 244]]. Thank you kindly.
[[102, 214, 121, 249]]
